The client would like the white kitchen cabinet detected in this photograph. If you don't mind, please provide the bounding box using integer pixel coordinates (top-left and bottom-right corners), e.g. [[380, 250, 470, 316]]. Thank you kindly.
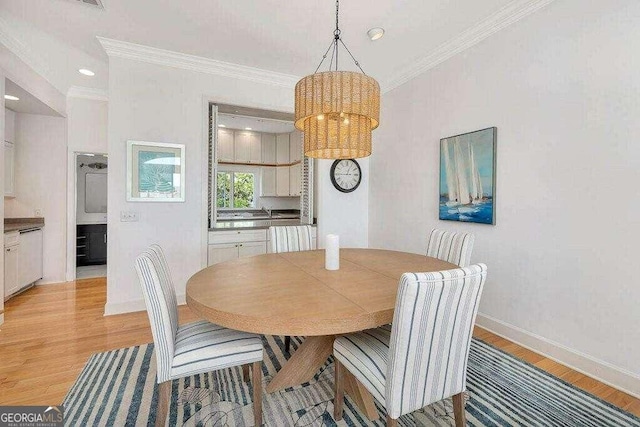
[[5, 109, 15, 144], [4, 142, 15, 197], [207, 243, 240, 266], [249, 133, 262, 163], [261, 134, 276, 164], [261, 167, 276, 196], [289, 163, 302, 196], [18, 228, 43, 288], [217, 129, 235, 162], [276, 134, 290, 164], [234, 131, 251, 162], [290, 130, 302, 163], [233, 131, 261, 163], [4, 233, 19, 298], [276, 166, 290, 196], [207, 229, 268, 266], [238, 241, 267, 258]]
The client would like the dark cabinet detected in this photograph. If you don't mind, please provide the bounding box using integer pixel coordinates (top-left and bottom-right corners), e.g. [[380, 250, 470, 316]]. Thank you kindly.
[[77, 224, 107, 266]]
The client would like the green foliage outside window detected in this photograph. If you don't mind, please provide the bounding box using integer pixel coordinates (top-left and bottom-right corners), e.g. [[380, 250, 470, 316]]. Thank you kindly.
[[216, 171, 254, 208], [216, 172, 231, 208], [233, 173, 255, 208]]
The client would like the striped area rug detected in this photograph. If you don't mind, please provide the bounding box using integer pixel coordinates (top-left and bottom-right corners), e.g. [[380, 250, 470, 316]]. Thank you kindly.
[[63, 336, 640, 426]]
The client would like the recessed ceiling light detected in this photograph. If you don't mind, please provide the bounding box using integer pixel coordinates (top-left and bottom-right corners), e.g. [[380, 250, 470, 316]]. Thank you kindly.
[[367, 27, 385, 41], [218, 124, 226, 128], [4, 95, 19, 101], [245, 127, 252, 131], [78, 68, 95, 76]]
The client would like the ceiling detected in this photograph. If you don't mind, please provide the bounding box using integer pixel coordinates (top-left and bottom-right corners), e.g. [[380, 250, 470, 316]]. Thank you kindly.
[[0, 0, 535, 94], [4, 78, 62, 116], [217, 114, 294, 134]]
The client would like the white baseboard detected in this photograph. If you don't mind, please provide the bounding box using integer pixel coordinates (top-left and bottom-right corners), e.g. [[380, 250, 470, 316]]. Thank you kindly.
[[104, 294, 187, 316], [476, 313, 640, 398]]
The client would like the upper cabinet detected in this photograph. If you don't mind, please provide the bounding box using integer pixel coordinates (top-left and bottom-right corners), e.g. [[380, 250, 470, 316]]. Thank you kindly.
[[261, 134, 276, 164], [276, 134, 290, 164], [234, 131, 261, 164], [5, 109, 15, 144], [290, 130, 302, 163], [217, 128, 235, 162]]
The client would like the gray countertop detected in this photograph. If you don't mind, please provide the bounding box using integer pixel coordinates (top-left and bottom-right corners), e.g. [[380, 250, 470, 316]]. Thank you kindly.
[[210, 219, 308, 231], [5, 217, 45, 233]]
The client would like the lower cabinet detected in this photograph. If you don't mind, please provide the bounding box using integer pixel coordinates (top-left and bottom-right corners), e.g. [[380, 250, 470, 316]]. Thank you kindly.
[[18, 229, 43, 288], [4, 228, 44, 300], [207, 229, 268, 266], [77, 224, 107, 266], [4, 239, 19, 297]]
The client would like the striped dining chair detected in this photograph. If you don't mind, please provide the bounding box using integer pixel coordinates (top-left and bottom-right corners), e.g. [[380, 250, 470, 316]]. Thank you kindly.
[[269, 225, 316, 353], [426, 228, 475, 267], [333, 264, 487, 426], [135, 245, 264, 427]]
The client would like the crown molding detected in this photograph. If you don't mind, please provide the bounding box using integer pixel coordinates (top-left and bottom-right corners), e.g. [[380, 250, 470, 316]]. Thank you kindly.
[[97, 37, 300, 88], [67, 85, 109, 101], [382, 0, 556, 93]]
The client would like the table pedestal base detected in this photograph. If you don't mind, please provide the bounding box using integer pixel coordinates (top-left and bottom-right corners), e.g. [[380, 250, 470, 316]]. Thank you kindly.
[[265, 335, 379, 421]]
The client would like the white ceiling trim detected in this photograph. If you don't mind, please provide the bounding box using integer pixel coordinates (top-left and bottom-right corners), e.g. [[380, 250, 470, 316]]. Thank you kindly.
[[382, 0, 556, 92], [97, 37, 301, 88], [0, 15, 60, 92], [67, 85, 109, 101]]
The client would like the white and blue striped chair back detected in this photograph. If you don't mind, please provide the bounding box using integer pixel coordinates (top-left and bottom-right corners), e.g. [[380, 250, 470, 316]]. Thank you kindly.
[[134, 248, 179, 383], [426, 229, 475, 267], [385, 264, 487, 419], [269, 225, 315, 253], [148, 244, 179, 335]]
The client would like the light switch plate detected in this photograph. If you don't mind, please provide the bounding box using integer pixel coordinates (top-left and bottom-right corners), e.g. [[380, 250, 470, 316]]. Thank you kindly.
[[120, 211, 139, 222]]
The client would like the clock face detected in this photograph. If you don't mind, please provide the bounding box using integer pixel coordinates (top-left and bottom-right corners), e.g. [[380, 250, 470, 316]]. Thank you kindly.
[[330, 159, 362, 193]]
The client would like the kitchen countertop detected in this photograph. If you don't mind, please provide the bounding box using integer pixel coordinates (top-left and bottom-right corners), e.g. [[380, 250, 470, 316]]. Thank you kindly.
[[210, 219, 309, 231], [4, 217, 45, 233]]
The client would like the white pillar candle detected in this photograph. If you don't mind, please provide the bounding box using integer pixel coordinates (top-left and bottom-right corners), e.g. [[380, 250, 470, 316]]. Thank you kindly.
[[325, 234, 340, 271]]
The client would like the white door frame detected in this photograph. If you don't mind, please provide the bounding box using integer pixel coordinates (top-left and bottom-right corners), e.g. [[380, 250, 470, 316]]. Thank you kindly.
[[65, 150, 108, 281]]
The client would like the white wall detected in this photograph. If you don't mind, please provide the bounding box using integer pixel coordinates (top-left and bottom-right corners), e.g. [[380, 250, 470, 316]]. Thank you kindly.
[[317, 158, 369, 248], [106, 56, 371, 314], [67, 98, 108, 153], [5, 113, 67, 283], [369, 0, 640, 394]]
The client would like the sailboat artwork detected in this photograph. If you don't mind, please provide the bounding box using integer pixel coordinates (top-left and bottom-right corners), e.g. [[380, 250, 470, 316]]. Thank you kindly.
[[440, 127, 496, 224]]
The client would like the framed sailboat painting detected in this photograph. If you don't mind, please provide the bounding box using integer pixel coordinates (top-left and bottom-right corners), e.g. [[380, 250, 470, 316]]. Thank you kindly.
[[439, 127, 496, 224]]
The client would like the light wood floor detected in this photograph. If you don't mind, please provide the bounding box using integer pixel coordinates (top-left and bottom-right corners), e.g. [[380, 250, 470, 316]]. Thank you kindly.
[[1, 277, 638, 417]]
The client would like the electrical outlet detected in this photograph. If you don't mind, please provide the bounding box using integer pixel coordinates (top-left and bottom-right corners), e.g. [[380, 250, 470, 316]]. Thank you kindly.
[[120, 211, 139, 222], [34, 208, 43, 217]]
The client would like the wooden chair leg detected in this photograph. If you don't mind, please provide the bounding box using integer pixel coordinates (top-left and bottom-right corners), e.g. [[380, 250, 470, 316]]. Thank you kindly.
[[285, 336, 291, 353], [452, 392, 466, 427], [386, 414, 397, 427], [243, 364, 250, 382], [333, 359, 344, 420], [252, 362, 263, 426], [156, 381, 171, 427]]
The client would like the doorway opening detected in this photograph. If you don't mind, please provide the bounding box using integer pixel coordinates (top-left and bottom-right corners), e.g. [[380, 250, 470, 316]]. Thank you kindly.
[[75, 153, 108, 279]]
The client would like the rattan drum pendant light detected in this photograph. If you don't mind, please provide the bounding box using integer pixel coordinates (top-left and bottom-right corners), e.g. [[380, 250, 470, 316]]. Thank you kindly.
[[294, 0, 380, 159]]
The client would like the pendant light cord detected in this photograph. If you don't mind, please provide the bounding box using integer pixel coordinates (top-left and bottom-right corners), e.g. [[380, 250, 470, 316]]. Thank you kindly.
[[313, 0, 367, 75]]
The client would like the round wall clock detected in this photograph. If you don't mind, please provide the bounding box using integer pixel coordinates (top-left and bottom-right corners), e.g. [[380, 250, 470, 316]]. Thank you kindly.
[[330, 159, 362, 193]]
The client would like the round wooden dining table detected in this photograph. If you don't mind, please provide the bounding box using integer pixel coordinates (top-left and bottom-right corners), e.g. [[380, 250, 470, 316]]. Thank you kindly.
[[186, 248, 457, 419]]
